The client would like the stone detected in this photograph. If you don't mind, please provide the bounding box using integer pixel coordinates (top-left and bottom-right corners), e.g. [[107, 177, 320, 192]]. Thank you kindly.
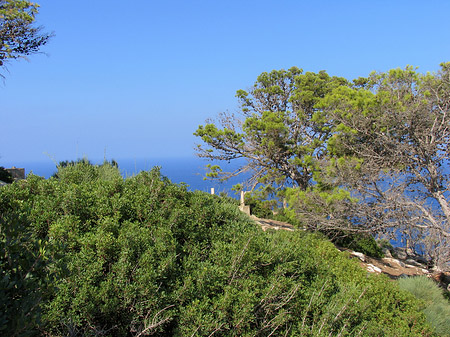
[[239, 205, 250, 215], [393, 247, 407, 260], [366, 264, 382, 273], [382, 257, 405, 268], [405, 259, 426, 269], [382, 247, 392, 258], [350, 251, 366, 262]]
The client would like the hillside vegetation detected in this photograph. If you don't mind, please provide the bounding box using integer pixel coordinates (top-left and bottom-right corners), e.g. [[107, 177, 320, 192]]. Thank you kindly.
[[0, 162, 435, 336]]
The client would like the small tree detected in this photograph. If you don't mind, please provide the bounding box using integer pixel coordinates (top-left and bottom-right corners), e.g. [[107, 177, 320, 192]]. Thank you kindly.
[[194, 67, 348, 195]]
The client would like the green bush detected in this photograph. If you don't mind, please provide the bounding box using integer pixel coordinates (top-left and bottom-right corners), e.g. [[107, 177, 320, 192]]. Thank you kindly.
[[322, 230, 384, 258], [399, 276, 450, 336], [244, 192, 276, 219], [0, 162, 434, 336], [0, 211, 55, 336], [0, 166, 13, 183]]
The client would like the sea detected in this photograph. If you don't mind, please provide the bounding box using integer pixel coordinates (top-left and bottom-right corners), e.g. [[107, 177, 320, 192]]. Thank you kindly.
[[0, 157, 245, 196]]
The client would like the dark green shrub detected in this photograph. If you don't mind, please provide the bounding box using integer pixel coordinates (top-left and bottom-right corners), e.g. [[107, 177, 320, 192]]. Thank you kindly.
[[0, 166, 13, 183], [351, 234, 384, 258], [272, 208, 301, 226], [324, 230, 384, 258], [0, 211, 55, 336], [399, 276, 450, 336], [244, 192, 276, 218]]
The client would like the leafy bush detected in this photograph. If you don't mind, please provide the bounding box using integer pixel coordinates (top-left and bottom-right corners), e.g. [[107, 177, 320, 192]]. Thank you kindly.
[[0, 166, 13, 183], [0, 162, 434, 336], [322, 230, 384, 258], [243, 192, 299, 225], [0, 211, 55, 336], [244, 192, 277, 219], [399, 276, 450, 336]]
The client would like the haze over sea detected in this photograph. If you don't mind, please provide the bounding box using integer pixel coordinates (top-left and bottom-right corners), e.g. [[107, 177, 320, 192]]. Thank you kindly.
[[1, 157, 244, 195]]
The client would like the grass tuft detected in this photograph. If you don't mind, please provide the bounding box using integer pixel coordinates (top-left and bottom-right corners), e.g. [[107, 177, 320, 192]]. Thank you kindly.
[[398, 276, 450, 336]]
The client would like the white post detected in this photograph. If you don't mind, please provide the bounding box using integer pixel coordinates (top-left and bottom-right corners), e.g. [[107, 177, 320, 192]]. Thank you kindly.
[[239, 190, 250, 215], [211, 188, 215, 195]]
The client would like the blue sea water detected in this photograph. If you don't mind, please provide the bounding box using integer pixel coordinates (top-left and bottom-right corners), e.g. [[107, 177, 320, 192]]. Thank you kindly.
[[0, 157, 245, 196]]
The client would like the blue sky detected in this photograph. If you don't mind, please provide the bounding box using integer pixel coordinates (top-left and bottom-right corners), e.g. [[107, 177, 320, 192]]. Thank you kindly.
[[2, 0, 450, 165]]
